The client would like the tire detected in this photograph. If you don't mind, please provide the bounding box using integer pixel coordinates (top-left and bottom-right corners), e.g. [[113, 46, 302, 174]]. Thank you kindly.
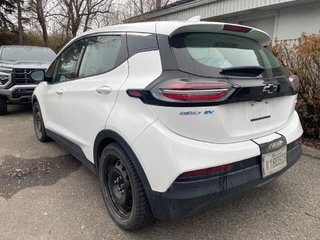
[[0, 97, 7, 115], [33, 102, 49, 142], [99, 143, 154, 230]]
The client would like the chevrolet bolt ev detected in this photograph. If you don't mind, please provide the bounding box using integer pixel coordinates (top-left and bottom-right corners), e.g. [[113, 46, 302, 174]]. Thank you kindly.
[[30, 21, 303, 230], [0, 45, 56, 114]]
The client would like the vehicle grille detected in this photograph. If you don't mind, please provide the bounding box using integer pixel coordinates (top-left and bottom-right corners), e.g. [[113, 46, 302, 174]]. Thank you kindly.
[[13, 68, 42, 85]]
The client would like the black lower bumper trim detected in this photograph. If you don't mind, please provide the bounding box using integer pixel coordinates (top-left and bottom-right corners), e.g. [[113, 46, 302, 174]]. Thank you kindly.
[[148, 143, 302, 220]]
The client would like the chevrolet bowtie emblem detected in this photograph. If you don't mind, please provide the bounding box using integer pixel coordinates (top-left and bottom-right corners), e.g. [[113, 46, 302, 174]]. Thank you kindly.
[[263, 84, 278, 94]]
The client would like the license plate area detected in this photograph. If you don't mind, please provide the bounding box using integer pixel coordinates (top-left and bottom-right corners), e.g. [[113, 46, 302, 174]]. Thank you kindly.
[[262, 146, 287, 178], [248, 101, 271, 122]]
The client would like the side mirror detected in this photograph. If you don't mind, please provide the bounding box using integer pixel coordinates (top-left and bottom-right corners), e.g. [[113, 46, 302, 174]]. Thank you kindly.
[[30, 70, 45, 82]]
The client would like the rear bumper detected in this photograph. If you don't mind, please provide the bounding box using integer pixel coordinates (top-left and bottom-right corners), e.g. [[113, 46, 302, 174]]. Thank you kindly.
[[0, 85, 36, 103], [148, 142, 302, 220]]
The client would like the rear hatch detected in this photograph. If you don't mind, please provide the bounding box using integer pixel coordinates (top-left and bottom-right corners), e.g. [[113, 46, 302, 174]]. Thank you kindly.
[[135, 24, 298, 143]]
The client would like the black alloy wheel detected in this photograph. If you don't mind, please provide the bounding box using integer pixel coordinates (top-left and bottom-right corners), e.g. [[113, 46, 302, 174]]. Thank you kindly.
[[99, 143, 153, 230], [32, 102, 49, 142]]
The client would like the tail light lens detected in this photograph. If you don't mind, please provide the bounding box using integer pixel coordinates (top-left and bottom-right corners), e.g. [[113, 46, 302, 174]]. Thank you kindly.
[[178, 164, 232, 179], [126, 79, 235, 106], [152, 80, 233, 103], [288, 75, 300, 93]]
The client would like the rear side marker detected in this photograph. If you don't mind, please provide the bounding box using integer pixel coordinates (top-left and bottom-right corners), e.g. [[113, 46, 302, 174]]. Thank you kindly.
[[127, 90, 143, 98], [178, 164, 232, 179]]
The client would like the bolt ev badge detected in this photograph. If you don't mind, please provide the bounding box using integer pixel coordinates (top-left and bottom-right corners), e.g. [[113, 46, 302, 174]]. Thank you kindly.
[[263, 84, 278, 94], [180, 110, 214, 116]]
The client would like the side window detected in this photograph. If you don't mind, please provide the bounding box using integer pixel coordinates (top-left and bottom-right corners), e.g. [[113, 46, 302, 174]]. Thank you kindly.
[[53, 39, 86, 83], [78, 35, 122, 78]]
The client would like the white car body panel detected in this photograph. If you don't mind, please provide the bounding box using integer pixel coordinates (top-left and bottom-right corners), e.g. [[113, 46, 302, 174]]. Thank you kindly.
[[132, 111, 302, 192], [57, 62, 129, 162], [37, 61, 129, 162], [120, 51, 162, 88], [152, 95, 297, 144], [36, 81, 68, 134], [106, 51, 162, 144]]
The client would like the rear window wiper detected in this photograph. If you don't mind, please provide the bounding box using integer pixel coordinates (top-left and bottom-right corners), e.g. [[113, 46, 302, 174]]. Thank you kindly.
[[220, 66, 265, 77]]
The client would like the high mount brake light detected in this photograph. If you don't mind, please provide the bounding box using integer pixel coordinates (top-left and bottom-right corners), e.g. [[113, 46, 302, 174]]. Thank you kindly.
[[223, 25, 252, 33], [179, 164, 232, 178], [159, 82, 230, 102], [288, 75, 300, 93]]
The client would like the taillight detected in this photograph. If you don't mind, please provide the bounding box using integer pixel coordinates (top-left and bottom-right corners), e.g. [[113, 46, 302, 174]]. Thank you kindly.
[[160, 82, 229, 101], [223, 24, 252, 33], [126, 79, 235, 106], [288, 75, 300, 93], [153, 80, 233, 103], [178, 164, 232, 179]]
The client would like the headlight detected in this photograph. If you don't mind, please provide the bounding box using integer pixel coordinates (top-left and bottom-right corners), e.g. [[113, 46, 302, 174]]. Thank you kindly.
[[0, 73, 11, 86]]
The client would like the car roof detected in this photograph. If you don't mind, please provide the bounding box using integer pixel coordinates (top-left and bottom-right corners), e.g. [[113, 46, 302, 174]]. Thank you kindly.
[[77, 21, 271, 46]]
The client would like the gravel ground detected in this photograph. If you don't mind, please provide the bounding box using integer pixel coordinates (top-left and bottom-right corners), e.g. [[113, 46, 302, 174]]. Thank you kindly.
[[0, 105, 319, 240]]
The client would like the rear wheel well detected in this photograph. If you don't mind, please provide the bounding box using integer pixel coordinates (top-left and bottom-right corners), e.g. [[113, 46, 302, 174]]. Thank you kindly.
[[94, 130, 151, 191], [96, 137, 115, 168], [32, 97, 38, 106]]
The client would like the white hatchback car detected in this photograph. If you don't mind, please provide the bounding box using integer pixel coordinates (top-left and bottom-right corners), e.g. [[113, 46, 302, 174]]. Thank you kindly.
[[31, 21, 303, 230]]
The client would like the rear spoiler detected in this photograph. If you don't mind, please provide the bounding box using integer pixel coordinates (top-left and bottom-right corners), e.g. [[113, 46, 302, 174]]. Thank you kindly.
[[156, 21, 271, 46]]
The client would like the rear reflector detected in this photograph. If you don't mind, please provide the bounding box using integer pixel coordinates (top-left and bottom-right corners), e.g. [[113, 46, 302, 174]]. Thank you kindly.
[[179, 164, 232, 178], [223, 25, 252, 33], [127, 89, 143, 98]]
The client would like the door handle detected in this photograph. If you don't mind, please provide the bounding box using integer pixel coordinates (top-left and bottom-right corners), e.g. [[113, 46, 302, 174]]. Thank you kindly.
[[96, 86, 111, 95], [56, 89, 63, 96]]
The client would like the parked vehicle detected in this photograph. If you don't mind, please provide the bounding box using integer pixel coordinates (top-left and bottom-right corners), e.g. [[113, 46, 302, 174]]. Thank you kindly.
[[31, 21, 303, 230], [0, 45, 56, 114]]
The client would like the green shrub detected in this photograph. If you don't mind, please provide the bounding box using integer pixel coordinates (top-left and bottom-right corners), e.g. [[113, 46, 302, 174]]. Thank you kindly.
[[0, 31, 66, 53], [0, 31, 19, 45], [272, 34, 320, 140]]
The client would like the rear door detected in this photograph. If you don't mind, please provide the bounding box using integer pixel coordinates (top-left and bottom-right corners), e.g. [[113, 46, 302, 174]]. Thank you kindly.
[[57, 34, 128, 160], [151, 32, 297, 143]]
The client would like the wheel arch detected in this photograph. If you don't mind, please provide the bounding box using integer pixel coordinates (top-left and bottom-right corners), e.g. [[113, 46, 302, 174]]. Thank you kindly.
[[32, 95, 38, 105], [94, 130, 152, 192]]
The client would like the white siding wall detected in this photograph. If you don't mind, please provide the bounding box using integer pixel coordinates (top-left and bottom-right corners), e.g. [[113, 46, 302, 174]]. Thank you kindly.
[[276, 2, 320, 40], [215, 2, 320, 41], [151, 0, 296, 21], [132, 0, 320, 42]]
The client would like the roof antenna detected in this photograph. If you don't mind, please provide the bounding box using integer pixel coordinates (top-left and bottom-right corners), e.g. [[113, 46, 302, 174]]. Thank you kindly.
[[187, 15, 201, 22]]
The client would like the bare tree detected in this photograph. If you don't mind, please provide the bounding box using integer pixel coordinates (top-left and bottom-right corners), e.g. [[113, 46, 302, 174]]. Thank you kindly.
[[15, 0, 23, 44], [56, 0, 113, 38], [130, 0, 170, 15], [28, 0, 49, 46], [0, 0, 15, 30]]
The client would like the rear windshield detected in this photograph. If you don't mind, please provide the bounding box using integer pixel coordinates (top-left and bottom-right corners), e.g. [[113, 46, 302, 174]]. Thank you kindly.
[[0, 46, 56, 62], [170, 33, 287, 78]]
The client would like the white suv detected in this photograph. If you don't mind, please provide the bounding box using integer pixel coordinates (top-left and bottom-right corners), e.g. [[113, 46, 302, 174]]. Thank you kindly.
[[31, 21, 303, 230]]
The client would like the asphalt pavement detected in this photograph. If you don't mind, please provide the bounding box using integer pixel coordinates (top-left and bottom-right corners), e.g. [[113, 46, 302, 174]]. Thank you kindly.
[[0, 105, 319, 240]]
